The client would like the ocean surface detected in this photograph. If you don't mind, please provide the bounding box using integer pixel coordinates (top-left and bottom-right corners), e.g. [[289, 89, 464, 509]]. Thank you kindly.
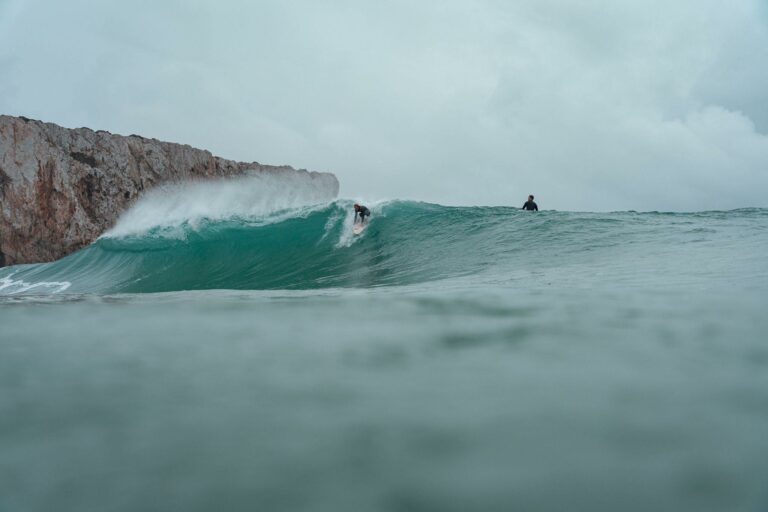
[[1, 189, 768, 511]]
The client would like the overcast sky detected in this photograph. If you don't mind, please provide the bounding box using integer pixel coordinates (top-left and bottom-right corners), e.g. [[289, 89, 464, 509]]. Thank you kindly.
[[1, 0, 767, 211]]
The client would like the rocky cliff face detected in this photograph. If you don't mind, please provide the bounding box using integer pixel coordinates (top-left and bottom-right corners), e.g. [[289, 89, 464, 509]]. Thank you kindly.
[[0, 115, 338, 266]]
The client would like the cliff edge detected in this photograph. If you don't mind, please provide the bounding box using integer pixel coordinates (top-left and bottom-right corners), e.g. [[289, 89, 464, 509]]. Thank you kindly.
[[0, 115, 339, 266]]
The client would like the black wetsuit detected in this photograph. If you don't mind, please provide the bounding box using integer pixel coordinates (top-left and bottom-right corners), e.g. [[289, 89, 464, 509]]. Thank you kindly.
[[522, 201, 538, 211], [355, 206, 370, 223]]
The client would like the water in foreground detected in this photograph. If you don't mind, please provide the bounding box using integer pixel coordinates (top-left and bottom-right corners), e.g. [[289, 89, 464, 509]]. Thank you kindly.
[[1, 199, 767, 512]]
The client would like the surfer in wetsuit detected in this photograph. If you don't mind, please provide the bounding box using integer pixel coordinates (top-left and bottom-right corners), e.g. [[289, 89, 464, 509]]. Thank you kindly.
[[522, 195, 538, 211], [354, 203, 370, 224]]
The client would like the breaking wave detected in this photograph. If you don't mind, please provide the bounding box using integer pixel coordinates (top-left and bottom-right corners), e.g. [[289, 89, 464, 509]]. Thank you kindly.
[[1, 177, 766, 295]]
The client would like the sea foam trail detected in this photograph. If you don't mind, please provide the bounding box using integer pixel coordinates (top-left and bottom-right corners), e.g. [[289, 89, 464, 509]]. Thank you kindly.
[[0, 275, 70, 294], [105, 172, 339, 238]]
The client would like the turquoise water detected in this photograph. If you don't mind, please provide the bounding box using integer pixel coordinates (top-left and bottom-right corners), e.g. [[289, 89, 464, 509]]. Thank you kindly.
[[2, 201, 768, 511]]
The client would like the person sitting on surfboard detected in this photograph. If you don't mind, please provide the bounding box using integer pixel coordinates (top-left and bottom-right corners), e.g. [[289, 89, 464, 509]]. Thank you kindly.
[[354, 203, 370, 224], [522, 195, 538, 211]]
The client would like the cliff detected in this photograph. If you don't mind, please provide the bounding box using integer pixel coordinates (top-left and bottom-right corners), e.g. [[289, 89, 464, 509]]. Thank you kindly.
[[0, 115, 338, 266]]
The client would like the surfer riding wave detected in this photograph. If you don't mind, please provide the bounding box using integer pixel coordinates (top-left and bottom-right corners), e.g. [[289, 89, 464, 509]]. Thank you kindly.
[[354, 203, 370, 224]]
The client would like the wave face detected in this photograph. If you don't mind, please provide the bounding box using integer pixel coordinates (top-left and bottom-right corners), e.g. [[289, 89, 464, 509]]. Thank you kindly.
[[1, 194, 767, 295]]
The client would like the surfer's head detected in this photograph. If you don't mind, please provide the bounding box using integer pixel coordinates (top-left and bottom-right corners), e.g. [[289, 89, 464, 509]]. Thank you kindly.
[[354, 203, 360, 211], [528, 195, 534, 201]]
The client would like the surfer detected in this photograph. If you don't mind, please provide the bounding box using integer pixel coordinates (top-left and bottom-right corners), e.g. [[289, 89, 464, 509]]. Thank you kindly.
[[522, 195, 538, 211], [354, 203, 370, 224]]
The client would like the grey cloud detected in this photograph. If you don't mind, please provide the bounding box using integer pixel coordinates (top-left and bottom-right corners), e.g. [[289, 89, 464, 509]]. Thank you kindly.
[[1, 0, 766, 211]]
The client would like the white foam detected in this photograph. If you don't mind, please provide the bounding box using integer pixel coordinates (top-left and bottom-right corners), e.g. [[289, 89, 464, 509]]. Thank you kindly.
[[335, 208, 359, 248], [319, 209, 343, 243], [0, 274, 71, 295], [104, 171, 338, 238]]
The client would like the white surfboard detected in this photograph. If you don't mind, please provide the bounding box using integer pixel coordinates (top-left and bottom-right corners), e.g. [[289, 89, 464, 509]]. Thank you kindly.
[[352, 223, 366, 236]]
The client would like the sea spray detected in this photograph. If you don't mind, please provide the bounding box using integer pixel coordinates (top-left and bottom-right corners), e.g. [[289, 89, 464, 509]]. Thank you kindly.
[[104, 172, 338, 238]]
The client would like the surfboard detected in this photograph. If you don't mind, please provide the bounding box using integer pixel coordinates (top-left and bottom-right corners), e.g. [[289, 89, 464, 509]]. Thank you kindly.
[[353, 223, 366, 236]]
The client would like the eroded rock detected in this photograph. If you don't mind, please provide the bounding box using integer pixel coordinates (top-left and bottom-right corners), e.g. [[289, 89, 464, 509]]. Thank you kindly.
[[0, 115, 338, 266]]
